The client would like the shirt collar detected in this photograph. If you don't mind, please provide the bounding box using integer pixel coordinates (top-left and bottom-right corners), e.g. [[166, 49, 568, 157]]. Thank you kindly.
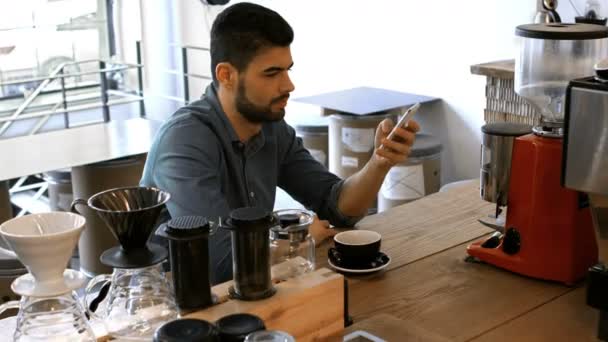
[[204, 84, 266, 156]]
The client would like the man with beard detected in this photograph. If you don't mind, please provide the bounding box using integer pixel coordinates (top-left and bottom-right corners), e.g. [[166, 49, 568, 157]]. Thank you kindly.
[[140, 2, 420, 284]]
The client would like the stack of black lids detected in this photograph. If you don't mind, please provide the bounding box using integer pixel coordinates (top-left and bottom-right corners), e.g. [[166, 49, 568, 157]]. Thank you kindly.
[[154, 319, 219, 342], [216, 313, 266, 342]]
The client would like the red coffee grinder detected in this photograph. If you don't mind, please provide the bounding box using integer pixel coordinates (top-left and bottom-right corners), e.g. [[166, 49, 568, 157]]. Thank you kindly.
[[467, 23, 608, 285]]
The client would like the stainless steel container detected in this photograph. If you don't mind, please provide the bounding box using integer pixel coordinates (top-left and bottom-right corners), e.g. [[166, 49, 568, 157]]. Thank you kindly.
[[480, 123, 532, 205]]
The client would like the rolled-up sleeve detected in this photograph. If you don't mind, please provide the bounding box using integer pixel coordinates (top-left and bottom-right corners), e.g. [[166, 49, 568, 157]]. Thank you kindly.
[[276, 122, 362, 227]]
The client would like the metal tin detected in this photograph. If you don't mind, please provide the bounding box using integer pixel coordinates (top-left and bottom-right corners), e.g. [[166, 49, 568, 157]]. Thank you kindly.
[[480, 123, 532, 206]]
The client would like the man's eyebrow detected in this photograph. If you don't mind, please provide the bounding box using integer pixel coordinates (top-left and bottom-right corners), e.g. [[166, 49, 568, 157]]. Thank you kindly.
[[263, 62, 294, 73]]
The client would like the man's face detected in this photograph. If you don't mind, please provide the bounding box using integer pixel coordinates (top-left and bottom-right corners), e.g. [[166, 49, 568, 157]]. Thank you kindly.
[[234, 46, 295, 123]]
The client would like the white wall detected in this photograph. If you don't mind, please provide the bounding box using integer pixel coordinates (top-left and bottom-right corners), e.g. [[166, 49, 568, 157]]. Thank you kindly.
[[146, 0, 594, 183]]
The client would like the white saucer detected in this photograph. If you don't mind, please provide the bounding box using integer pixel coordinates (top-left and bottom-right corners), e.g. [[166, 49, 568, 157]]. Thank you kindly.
[[328, 254, 391, 274], [11, 269, 87, 297]]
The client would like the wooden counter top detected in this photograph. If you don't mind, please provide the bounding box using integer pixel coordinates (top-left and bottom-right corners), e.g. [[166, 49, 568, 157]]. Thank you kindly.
[[319, 181, 601, 341], [2, 181, 599, 341], [0, 118, 161, 181], [470, 60, 515, 79]]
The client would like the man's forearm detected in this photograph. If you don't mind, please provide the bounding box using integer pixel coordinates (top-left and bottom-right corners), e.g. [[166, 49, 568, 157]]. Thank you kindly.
[[337, 156, 390, 217]]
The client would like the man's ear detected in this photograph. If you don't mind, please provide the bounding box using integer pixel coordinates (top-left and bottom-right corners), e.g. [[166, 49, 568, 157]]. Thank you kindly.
[[216, 62, 236, 90]]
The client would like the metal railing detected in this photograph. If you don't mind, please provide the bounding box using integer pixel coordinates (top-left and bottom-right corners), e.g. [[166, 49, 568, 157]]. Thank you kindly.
[[0, 42, 146, 216], [180, 45, 213, 104], [0, 41, 146, 137]]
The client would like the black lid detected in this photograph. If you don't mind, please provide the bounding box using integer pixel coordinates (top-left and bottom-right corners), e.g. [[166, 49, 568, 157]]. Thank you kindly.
[[154, 319, 219, 342], [516, 23, 608, 40], [482, 122, 533, 137], [225, 207, 275, 232], [215, 313, 266, 342], [164, 216, 210, 238], [278, 213, 300, 228], [575, 16, 608, 26], [100, 243, 167, 269], [409, 134, 443, 158]]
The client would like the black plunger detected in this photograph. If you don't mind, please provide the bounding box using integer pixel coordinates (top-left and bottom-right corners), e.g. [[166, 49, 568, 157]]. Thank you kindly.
[[156, 216, 214, 311], [224, 206, 276, 301]]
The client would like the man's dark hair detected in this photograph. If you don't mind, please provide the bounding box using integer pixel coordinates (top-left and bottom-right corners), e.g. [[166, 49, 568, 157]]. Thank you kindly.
[[210, 2, 294, 86]]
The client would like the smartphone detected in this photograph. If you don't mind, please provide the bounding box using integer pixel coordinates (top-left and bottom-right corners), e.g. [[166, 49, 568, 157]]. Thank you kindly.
[[380, 102, 420, 148]]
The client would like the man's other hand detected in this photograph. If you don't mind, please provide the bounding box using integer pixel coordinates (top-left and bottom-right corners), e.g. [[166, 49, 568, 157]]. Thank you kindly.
[[309, 216, 336, 244]]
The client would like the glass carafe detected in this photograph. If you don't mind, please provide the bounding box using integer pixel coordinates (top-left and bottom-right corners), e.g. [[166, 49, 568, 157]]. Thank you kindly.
[[0, 292, 95, 341], [0, 212, 94, 341], [84, 263, 178, 340], [270, 209, 315, 280], [71, 186, 178, 340]]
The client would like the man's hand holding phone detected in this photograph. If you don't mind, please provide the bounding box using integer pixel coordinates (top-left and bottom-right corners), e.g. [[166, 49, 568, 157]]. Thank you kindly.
[[374, 103, 421, 168]]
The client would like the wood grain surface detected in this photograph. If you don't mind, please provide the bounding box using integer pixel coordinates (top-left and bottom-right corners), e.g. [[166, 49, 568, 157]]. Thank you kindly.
[[470, 60, 515, 78], [347, 242, 573, 341], [341, 313, 453, 342], [470, 286, 598, 342], [317, 182, 495, 273]]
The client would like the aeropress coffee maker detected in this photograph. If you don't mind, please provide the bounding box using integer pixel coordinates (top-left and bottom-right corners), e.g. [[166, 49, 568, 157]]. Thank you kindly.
[[72, 186, 178, 340], [156, 216, 215, 312], [223, 207, 278, 301]]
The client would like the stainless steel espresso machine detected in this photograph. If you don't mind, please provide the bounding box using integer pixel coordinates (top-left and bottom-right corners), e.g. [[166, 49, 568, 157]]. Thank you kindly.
[[563, 63, 608, 341]]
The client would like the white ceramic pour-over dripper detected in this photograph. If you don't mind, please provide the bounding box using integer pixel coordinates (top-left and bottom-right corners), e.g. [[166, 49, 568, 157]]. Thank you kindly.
[[0, 212, 87, 297]]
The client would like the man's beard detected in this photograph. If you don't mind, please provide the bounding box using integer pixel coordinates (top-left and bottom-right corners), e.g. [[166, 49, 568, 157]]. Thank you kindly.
[[235, 81, 289, 123]]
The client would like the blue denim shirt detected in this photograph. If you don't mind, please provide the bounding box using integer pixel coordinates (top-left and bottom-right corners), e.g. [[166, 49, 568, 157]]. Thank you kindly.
[[141, 84, 361, 284]]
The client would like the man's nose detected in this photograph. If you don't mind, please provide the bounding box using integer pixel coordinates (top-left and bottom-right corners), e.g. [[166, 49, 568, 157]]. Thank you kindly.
[[280, 73, 295, 93]]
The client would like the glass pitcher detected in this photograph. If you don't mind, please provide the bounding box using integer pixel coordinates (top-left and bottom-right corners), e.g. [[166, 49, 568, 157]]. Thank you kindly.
[[84, 263, 178, 340], [269, 209, 316, 280], [0, 292, 95, 341]]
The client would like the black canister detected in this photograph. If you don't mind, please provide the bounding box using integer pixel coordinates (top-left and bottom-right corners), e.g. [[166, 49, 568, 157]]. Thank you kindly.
[[224, 207, 277, 300], [156, 216, 213, 311], [154, 318, 220, 342], [215, 313, 265, 342]]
